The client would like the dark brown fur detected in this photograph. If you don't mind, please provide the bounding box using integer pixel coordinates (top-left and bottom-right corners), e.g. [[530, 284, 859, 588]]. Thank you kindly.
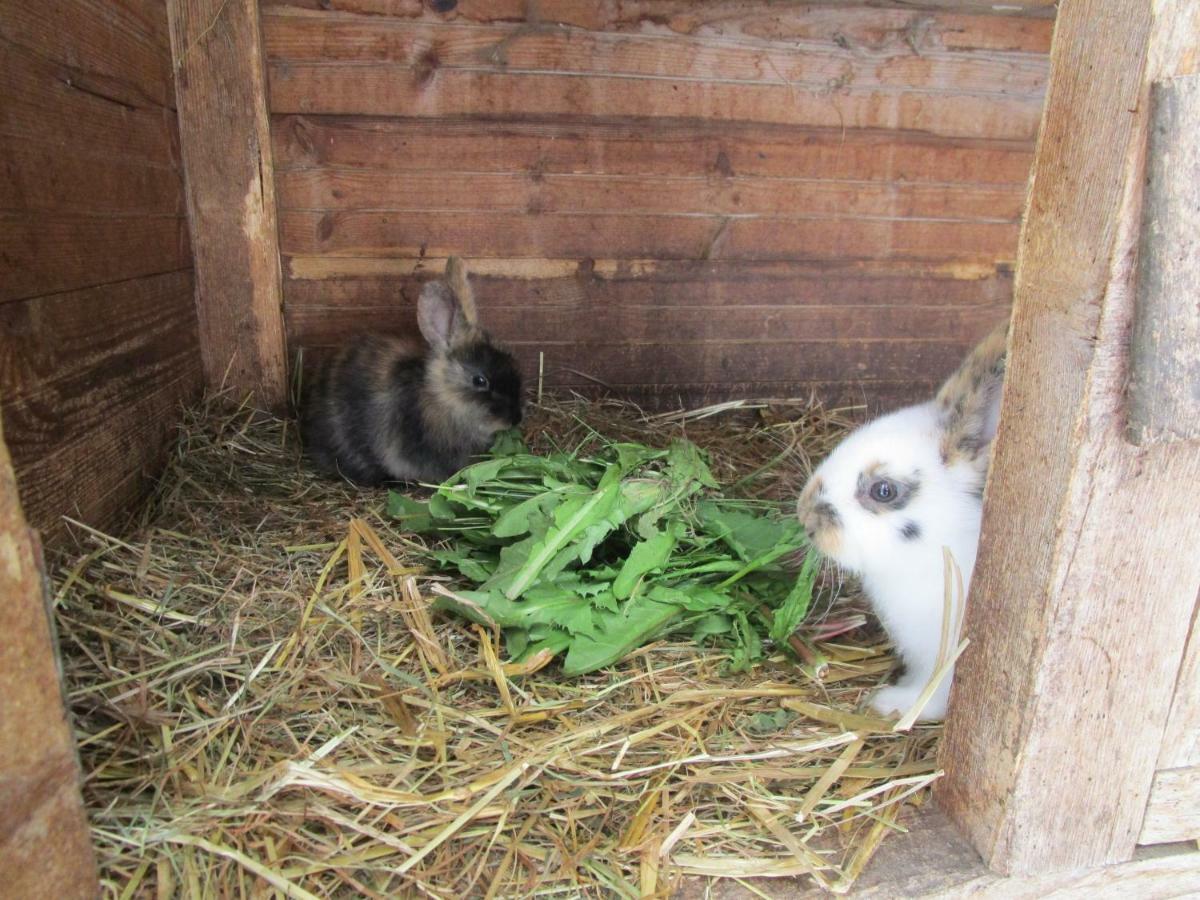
[[301, 258, 523, 485]]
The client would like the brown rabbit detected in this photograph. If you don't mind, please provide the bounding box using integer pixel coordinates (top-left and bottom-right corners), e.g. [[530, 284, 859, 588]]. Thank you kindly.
[[301, 258, 523, 485]]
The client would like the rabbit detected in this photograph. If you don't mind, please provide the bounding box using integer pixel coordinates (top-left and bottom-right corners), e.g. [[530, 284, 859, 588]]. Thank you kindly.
[[301, 257, 523, 486], [795, 322, 1008, 721]]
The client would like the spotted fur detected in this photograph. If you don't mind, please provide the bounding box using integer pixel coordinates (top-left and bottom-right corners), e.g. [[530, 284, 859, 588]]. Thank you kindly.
[[795, 322, 1008, 721], [302, 258, 523, 485]]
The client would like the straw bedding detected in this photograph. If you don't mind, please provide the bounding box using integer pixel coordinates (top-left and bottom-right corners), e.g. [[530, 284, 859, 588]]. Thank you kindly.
[[52, 394, 943, 899]]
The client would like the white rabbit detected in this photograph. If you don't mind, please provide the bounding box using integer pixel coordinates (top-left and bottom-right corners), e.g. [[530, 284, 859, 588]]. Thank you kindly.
[[796, 323, 1008, 721]]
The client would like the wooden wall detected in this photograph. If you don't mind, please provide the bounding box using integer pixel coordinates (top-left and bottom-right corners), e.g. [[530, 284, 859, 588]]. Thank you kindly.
[[264, 0, 1050, 410], [0, 0, 201, 543]]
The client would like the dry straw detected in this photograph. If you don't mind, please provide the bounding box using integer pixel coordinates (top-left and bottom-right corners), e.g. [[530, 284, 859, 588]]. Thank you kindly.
[[54, 393, 944, 898]]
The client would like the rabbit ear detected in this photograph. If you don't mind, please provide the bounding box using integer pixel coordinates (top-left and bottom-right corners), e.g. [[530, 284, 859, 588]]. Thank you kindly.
[[444, 256, 478, 325], [417, 281, 468, 351], [936, 321, 1009, 471]]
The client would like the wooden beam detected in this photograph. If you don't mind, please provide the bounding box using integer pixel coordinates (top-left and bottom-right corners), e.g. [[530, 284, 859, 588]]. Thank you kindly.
[[0, 410, 97, 898], [1155, 596, 1200, 771], [1139, 765, 1200, 845], [167, 0, 287, 409], [1126, 75, 1200, 444], [936, 0, 1200, 876]]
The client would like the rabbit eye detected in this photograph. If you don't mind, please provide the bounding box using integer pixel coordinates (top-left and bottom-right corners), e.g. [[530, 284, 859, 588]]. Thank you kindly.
[[869, 479, 896, 503], [471, 374, 489, 390]]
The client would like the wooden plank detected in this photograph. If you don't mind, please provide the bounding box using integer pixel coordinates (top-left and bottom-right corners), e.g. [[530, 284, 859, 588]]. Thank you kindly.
[[167, 0, 288, 409], [0, 40, 178, 166], [282, 258, 1012, 306], [276, 169, 1024, 222], [0, 136, 184, 216], [0, 0, 174, 109], [260, 2, 1057, 53], [272, 117, 1036, 186], [287, 297, 1005, 347], [299, 335, 977, 390], [1139, 766, 1200, 845], [936, 0, 1200, 876], [1126, 75, 1200, 444], [278, 210, 1018, 262], [0, 272, 202, 540], [0, 411, 98, 898], [268, 64, 1044, 141], [261, 14, 1048, 99], [1156, 598, 1200, 771], [0, 213, 191, 304]]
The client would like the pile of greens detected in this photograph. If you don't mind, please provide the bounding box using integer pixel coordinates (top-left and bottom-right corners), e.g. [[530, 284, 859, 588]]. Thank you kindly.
[[388, 432, 818, 675]]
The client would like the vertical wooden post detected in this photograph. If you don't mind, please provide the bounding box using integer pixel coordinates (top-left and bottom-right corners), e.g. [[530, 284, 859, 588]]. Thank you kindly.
[[937, 0, 1200, 876], [0, 411, 97, 897], [168, 0, 287, 409]]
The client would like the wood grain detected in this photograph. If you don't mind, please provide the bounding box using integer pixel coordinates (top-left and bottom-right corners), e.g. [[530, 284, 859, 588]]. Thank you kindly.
[[262, 14, 1048, 98], [1127, 75, 1200, 444], [283, 257, 1012, 304], [272, 117, 1036, 187], [0, 40, 178, 165], [0, 136, 184, 216], [1139, 765, 1200, 845], [0, 272, 203, 540], [0, 0, 200, 550], [276, 169, 1024, 221], [269, 64, 1043, 141], [261, 1, 1057, 52], [937, 0, 1200, 876], [0, 0, 174, 109], [1156, 598, 1200, 772], [167, 0, 288, 409], [0, 212, 191, 304], [0, 411, 98, 899], [278, 209, 1018, 262], [266, 1, 1037, 410]]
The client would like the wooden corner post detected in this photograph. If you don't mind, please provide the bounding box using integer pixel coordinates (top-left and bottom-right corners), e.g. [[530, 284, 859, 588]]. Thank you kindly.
[[0, 411, 98, 897], [937, 0, 1200, 876], [168, 0, 287, 409]]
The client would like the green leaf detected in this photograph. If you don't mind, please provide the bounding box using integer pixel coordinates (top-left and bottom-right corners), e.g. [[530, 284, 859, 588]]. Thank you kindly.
[[666, 440, 719, 490], [387, 493, 433, 532], [612, 529, 677, 599], [560, 598, 681, 675], [490, 429, 529, 456], [503, 470, 623, 600], [769, 551, 819, 644]]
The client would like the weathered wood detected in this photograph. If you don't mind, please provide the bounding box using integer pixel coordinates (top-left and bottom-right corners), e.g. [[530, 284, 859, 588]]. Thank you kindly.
[[0, 136, 184, 216], [1156, 597, 1200, 771], [0, 0, 174, 109], [272, 117, 1036, 187], [1139, 765, 1200, 845], [278, 210, 1018, 263], [282, 259, 1011, 304], [262, 14, 1048, 99], [167, 0, 288, 409], [261, 1, 1057, 52], [0, 40, 178, 165], [1127, 75, 1200, 444], [277, 169, 1024, 222], [937, 0, 1200, 876], [269, 64, 1043, 141], [0, 410, 98, 898], [1, 272, 203, 541], [0, 212, 191, 304]]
